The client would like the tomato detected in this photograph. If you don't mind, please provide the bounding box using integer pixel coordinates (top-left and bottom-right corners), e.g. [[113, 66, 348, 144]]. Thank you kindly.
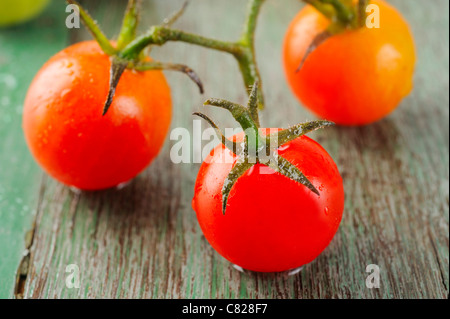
[[192, 129, 344, 273], [283, 0, 416, 125], [0, 0, 50, 27], [23, 41, 172, 190]]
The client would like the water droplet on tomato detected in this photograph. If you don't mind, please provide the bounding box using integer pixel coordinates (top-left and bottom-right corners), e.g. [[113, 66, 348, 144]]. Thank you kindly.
[[232, 264, 244, 273], [60, 89, 71, 99], [288, 266, 303, 276], [278, 144, 290, 152], [324, 207, 329, 216]]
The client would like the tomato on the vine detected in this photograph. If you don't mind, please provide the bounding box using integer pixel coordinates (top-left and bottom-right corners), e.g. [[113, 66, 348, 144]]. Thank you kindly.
[[22, 1, 206, 190], [193, 132, 344, 272], [23, 41, 172, 190], [283, 0, 416, 125], [192, 85, 344, 273]]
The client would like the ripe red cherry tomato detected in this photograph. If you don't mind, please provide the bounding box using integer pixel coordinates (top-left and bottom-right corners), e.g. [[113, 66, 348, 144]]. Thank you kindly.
[[192, 129, 344, 272], [23, 41, 172, 190], [283, 0, 416, 125]]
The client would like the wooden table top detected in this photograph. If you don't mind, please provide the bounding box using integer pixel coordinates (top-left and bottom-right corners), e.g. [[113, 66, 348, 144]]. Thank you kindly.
[[0, 0, 448, 299]]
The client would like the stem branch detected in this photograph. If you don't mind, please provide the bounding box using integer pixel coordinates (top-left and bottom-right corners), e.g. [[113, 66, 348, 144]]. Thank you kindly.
[[120, 0, 266, 108]]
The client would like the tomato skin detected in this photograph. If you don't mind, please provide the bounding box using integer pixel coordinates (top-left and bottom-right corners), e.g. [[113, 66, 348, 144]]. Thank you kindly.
[[283, 0, 416, 126], [23, 41, 172, 190], [192, 130, 344, 273], [0, 0, 50, 27]]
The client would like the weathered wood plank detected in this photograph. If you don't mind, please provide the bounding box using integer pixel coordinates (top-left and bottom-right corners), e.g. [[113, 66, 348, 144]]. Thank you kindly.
[[8, 0, 450, 298], [0, 2, 69, 298]]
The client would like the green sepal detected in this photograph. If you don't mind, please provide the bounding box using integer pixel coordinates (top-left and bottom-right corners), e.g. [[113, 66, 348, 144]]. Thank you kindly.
[[193, 112, 243, 155], [221, 160, 254, 214], [103, 58, 127, 116], [162, 1, 189, 27], [133, 61, 204, 94], [264, 154, 320, 196], [268, 120, 334, 147], [196, 84, 332, 214]]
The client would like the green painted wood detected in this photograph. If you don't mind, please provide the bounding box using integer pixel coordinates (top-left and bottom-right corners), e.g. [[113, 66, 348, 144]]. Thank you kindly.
[[0, 1, 69, 298], [0, 0, 448, 298]]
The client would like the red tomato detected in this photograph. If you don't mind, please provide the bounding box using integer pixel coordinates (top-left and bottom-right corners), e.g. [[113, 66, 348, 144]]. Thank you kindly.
[[23, 41, 172, 190], [192, 129, 344, 272], [283, 0, 416, 125]]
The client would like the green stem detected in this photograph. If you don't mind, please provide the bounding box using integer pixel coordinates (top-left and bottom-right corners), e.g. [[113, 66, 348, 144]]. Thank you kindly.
[[117, 0, 140, 50], [204, 98, 263, 155], [303, 0, 335, 19], [162, 1, 188, 27], [121, 26, 243, 59], [357, 0, 369, 27], [67, 0, 116, 55], [247, 82, 260, 127], [73, 0, 267, 114], [322, 0, 354, 23], [239, 0, 265, 109], [120, 0, 266, 109], [241, 0, 265, 46]]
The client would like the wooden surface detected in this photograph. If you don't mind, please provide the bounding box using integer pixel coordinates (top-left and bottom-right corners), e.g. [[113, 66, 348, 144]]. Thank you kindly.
[[0, 0, 448, 299]]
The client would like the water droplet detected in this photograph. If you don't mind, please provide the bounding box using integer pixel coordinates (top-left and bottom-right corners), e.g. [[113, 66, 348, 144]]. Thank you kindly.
[[324, 207, 329, 216], [278, 144, 290, 152], [288, 266, 303, 276], [60, 88, 71, 99], [232, 264, 245, 273], [69, 186, 82, 195], [116, 181, 131, 190]]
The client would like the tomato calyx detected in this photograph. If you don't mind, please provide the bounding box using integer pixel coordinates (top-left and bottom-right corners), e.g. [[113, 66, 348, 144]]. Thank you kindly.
[[194, 83, 334, 214], [67, 0, 204, 115], [297, 0, 369, 70]]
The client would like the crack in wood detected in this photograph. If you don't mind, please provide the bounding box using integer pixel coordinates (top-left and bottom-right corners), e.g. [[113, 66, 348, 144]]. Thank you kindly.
[[14, 175, 48, 299]]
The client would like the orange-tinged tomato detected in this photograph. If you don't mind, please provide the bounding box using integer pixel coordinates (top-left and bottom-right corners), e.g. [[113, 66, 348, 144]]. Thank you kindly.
[[283, 0, 416, 125], [23, 41, 172, 190]]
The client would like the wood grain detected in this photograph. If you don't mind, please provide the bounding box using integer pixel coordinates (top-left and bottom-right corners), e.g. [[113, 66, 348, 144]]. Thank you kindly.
[[0, 1, 69, 298], [2, 0, 448, 299]]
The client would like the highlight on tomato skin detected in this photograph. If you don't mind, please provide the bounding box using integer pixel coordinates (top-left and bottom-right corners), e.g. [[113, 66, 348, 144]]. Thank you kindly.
[[22, 41, 172, 190], [283, 0, 416, 126], [193, 132, 344, 273]]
